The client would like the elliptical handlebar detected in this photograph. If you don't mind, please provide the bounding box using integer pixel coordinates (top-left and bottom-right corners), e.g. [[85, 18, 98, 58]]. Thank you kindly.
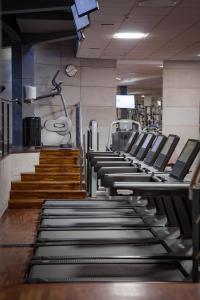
[[52, 70, 63, 93]]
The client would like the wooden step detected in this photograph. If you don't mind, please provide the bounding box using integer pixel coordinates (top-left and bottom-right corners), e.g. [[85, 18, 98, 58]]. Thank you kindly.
[[21, 173, 81, 182], [35, 164, 81, 173], [11, 181, 85, 190], [40, 149, 80, 157], [39, 157, 79, 164], [10, 190, 86, 201], [40, 154, 79, 158]]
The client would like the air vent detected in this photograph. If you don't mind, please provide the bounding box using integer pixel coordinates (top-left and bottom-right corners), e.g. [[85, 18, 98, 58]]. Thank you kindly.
[[101, 23, 115, 26], [138, 0, 178, 7]]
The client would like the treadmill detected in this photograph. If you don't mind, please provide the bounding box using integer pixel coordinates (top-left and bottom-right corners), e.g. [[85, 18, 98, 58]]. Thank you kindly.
[[87, 131, 139, 195], [28, 179, 194, 283], [28, 188, 194, 283], [87, 130, 139, 159]]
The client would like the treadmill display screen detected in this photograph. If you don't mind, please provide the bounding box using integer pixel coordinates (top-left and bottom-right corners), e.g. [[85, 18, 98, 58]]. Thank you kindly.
[[160, 136, 174, 155], [142, 134, 152, 148], [151, 136, 163, 152], [71, 4, 90, 31], [178, 141, 197, 163], [75, 0, 99, 17], [135, 133, 144, 146]]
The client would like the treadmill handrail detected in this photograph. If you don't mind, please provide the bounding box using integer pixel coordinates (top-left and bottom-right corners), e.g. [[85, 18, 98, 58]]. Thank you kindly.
[[105, 173, 152, 177], [189, 159, 200, 200], [113, 181, 190, 191], [190, 160, 200, 189]]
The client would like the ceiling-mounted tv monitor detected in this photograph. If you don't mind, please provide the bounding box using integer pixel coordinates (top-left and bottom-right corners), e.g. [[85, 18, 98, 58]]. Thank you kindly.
[[71, 4, 90, 31], [75, 0, 99, 17], [116, 95, 135, 109]]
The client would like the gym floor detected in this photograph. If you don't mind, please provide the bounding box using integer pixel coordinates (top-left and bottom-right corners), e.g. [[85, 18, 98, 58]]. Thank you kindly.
[[0, 209, 199, 300]]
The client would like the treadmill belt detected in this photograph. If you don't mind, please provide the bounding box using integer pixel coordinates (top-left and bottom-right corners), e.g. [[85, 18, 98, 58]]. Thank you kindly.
[[27, 262, 186, 282], [38, 229, 154, 242], [40, 217, 144, 228], [43, 200, 132, 208], [34, 243, 167, 259], [42, 208, 135, 217]]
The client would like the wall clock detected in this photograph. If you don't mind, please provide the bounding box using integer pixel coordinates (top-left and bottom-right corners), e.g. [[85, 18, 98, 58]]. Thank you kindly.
[[65, 64, 78, 77]]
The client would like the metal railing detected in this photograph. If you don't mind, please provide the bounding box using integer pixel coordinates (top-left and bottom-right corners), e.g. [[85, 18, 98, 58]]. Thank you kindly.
[[70, 102, 85, 191], [0, 102, 12, 158], [190, 160, 200, 282]]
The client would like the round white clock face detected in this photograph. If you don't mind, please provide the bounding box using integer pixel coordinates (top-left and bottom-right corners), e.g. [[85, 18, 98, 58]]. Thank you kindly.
[[65, 64, 78, 77]]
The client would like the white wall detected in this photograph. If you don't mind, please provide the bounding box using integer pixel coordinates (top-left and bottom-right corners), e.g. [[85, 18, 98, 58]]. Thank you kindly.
[[163, 61, 200, 169], [163, 61, 200, 152], [34, 42, 117, 150], [0, 153, 39, 216]]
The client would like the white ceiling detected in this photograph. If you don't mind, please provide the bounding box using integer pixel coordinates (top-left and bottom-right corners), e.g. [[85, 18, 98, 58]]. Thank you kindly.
[[77, 0, 200, 92]]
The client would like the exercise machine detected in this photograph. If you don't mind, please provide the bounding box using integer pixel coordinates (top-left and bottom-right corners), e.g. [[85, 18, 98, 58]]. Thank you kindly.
[[24, 71, 72, 146]]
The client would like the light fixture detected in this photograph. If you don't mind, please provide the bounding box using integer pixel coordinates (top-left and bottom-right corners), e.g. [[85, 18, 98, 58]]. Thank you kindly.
[[197, 54, 200, 57], [116, 77, 122, 81], [159, 65, 164, 68], [113, 32, 148, 39], [157, 100, 162, 106], [138, 0, 178, 7], [121, 78, 136, 83]]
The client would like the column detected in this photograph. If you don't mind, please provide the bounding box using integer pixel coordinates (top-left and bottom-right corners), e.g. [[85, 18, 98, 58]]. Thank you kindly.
[[162, 61, 200, 156], [12, 45, 35, 147]]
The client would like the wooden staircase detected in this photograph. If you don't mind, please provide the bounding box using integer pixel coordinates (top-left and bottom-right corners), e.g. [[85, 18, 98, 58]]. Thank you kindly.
[[9, 148, 86, 208]]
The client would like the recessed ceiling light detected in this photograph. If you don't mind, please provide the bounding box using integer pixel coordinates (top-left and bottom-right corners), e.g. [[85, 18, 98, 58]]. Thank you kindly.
[[138, 0, 178, 7], [113, 32, 148, 39], [122, 78, 136, 83], [197, 54, 200, 57], [116, 77, 122, 81]]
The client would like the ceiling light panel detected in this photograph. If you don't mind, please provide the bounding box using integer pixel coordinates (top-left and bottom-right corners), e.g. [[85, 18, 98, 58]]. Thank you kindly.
[[138, 0, 178, 7], [130, 7, 172, 16], [99, 0, 136, 9], [113, 32, 148, 39]]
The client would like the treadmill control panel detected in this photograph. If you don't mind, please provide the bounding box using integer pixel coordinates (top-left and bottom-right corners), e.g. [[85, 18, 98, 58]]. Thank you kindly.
[[170, 139, 200, 180], [153, 135, 180, 171], [136, 134, 155, 161], [144, 135, 166, 166], [129, 132, 147, 156]]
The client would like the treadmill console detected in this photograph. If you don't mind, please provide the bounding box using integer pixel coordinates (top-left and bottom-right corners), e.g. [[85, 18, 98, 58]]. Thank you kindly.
[[136, 134, 155, 161], [124, 131, 139, 153], [144, 135, 167, 166], [170, 139, 200, 180], [153, 135, 180, 171], [129, 132, 147, 156]]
